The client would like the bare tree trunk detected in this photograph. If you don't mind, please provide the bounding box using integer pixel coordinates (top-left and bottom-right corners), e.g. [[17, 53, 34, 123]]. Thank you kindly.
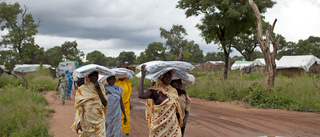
[[21, 70, 28, 89], [249, 0, 281, 92], [223, 48, 229, 80]]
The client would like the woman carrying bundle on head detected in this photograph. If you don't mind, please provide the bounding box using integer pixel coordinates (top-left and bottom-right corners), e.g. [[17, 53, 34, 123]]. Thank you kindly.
[[72, 71, 108, 136], [103, 75, 127, 137], [138, 64, 183, 137]]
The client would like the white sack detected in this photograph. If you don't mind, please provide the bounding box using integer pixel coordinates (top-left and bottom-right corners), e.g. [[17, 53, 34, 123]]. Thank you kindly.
[[137, 61, 194, 73], [73, 64, 115, 78], [98, 68, 134, 83], [112, 68, 135, 79], [136, 67, 195, 85]]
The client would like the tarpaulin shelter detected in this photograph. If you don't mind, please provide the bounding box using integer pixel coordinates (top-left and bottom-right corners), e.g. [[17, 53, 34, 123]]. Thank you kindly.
[[231, 61, 253, 70], [276, 55, 320, 76], [203, 61, 225, 71], [13, 64, 51, 73], [56, 61, 79, 77]]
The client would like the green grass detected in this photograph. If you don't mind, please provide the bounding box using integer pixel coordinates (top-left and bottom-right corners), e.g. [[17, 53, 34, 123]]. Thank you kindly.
[[187, 70, 320, 113], [0, 85, 53, 137], [0, 68, 59, 91], [0, 68, 57, 136]]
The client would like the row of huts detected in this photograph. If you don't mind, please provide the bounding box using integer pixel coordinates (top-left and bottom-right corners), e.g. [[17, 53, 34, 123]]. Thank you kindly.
[[203, 55, 320, 77]]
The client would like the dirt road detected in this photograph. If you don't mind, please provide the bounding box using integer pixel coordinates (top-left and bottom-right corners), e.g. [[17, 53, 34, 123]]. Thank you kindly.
[[45, 87, 320, 137]]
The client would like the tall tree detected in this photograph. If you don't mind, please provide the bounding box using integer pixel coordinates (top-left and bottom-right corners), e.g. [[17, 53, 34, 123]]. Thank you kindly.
[[86, 50, 107, 66], [249, 0, 281, 91], [60, 41, 84, 61], [145, 42, 166, 61], [204, 52, 227, 62], [0, 50, 19, 70], [117, 51, 136, 66], [177, 0, 275, 79], [184, 40, 204, 63], [137, 51, 148, 64], [0, 2, 40, 64], [21, 43, 46, 64], [45, 46, 63, 66], [160, 24, 187, 61]]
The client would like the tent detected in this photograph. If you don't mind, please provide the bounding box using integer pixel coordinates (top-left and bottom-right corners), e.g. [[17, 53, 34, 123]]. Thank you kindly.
[[203, 61, 225, 71], [13, 64, 51, 73], [276, 55, 320, 76], [56, 61, 79, 77], [231, 61, 253, 70], [248, 58, 280, 73]]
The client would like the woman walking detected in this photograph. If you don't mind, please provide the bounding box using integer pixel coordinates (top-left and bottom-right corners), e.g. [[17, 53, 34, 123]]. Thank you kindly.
[[72, 71, 108, 136], [115, 77, 132, 137], [104, 76, 127, 137], [138, 65, 183, 137]]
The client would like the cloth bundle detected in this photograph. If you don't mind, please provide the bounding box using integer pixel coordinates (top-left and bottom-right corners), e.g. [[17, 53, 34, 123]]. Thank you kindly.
[[98, 68, 135, 83], [73, 64, 115, 78], [136, 61, 195, 85]]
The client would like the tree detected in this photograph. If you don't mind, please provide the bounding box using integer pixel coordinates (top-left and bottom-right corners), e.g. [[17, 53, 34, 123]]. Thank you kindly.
[[21, 43, 46, 64], [45, 46, 63, 66], [204, 52, 227, 62], [60, 41, 84, 62], [160, 24, 188, 61], [145, 42, 166, 61], [177, 0, 275, 79], [184, 40, 204, 63], [249, 0, 281, 91], [0, 50, 19, 70], [0, 2, 40, 64], [137, 52, 147, 64], [117, 51, 136, 66], [86, 50, 107, 66], [105, 56, 117, 67]]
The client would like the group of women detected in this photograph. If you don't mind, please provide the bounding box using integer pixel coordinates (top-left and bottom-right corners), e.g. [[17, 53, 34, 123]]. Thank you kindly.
[[71, 64, 191, 137]]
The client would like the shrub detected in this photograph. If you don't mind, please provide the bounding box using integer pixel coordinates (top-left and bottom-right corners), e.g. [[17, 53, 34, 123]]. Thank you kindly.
[[0, 85, 53, 137]]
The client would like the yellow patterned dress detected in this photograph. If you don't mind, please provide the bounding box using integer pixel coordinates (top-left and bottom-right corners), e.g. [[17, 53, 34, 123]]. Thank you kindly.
[[145, 76, 183, 137], [71, 82, 108, 137], [115, 77, 132, 134]]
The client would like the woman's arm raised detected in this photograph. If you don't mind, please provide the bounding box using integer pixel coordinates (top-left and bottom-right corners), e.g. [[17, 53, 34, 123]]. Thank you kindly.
[[138, 65, 152, 99]]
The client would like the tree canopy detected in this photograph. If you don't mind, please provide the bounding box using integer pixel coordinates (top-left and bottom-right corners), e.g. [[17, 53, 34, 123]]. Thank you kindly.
[[160, 24, 188, 61], [176, 0, 275, 79], [0, 2, 40, 64], [86, 50, 108, 66]]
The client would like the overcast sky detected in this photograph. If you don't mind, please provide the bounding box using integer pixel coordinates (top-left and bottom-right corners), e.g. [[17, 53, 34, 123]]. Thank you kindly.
[[2, 0, 320, 60]]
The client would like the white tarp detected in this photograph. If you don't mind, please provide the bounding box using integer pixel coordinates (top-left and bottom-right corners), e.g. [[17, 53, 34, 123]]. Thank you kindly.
[[231, 61, 253, 70], [276, 55, 320, 72], [56, 61, 78, 77], [136, 67, 195, 85], [136, 61, 195, 85], [206, 61, 225, 65], [73, 64, 115, 78], [98, 68, 135, 83], [250, 58, 280, 66], [13, 64, 51, 73], [136, 61, 195, 74]]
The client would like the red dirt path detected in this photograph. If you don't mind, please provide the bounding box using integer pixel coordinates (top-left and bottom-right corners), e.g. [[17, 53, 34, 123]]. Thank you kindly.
[[45, 87, 320, 137]]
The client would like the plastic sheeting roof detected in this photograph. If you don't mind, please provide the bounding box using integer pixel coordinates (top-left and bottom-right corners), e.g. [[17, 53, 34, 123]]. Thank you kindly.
[[250, 58, 280, 67], [276, 55, 320, 72], [206, 61, 225, 65], [231, 61, 253, 70], [13, 64, 51, 73]]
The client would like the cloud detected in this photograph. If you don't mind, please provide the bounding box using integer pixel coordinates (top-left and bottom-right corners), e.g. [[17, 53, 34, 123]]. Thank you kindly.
[[4, 0, 320, 60]]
